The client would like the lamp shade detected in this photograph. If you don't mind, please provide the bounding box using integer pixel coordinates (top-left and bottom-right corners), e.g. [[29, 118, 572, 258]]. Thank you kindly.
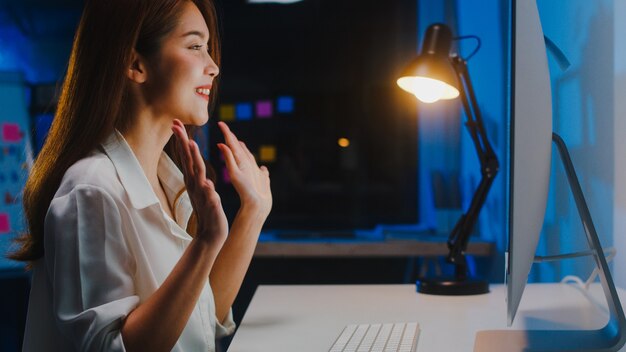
[[397, 23, 460, 103]]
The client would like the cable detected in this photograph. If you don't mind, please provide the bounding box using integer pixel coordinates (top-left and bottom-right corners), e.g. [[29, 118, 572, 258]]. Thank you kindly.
[[453, 35, 481, 61], [561, 275, 585, 287], [558, 247, 616, 291], [534, 249, 596, 263], [582, 247, 616, 289]]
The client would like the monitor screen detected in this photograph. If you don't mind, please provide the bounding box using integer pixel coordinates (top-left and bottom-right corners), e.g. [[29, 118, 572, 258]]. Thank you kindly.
[[211, 0, 420, 231]]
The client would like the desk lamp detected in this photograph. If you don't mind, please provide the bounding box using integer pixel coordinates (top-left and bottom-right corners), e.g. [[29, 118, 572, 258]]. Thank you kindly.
[[397, 23, 498, 295]]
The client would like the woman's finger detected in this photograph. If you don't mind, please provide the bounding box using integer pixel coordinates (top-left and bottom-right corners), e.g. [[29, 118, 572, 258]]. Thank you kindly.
[[190, 140, 207, 185], [172, 123, 195, 179], [174, 122, 198, 182], [218, 121, 244, 165], [218, 143, 238, 174], [172, 119, 189, 144], [174, 139, 191, 186]]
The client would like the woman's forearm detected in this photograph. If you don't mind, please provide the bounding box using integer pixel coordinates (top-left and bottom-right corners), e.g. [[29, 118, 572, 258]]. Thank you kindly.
[[121, 238, 220, 352], [210, 203, 267, 323]]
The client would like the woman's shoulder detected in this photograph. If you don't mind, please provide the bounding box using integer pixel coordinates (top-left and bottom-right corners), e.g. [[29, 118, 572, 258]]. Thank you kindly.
[[55, 148, 125, 201]]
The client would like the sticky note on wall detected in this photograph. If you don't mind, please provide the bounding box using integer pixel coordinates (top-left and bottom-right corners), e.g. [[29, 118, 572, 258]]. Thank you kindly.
[[259, 145, 276, 163], [256, 100, 273, 118], [2, 123, 23, 143], [219, 105, 235, 122], [5, 191, 18, 205], [277, 96, 294, 114], [0, 213, 10, 234], [235, 103, 253, 120]]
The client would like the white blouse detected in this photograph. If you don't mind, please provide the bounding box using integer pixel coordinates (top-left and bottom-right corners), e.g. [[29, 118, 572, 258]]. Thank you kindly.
[[23, 131, 235, 352]]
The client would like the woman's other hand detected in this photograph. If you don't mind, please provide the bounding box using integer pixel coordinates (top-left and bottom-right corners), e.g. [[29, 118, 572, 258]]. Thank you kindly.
[[172, 119, 228, 247], [217, 121, 272, 216]]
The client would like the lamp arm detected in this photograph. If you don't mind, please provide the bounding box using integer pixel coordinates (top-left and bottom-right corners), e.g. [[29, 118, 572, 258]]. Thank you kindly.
[[452, 56, 498, 165], [446, 56, 500, 278]]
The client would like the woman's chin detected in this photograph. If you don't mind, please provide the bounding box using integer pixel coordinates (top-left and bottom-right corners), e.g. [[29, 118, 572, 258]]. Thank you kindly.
[[181, 114, 209, 126], [197, 115, 210, 126], [198, 112, 210, 125]]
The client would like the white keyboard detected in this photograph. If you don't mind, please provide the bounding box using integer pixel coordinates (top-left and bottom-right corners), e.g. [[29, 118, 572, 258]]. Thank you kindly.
[[329, 322, 420, 352]]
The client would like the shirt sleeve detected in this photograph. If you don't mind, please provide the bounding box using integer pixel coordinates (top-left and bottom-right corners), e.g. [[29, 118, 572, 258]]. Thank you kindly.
[[215, 309, 236, 338], [44, 184, 140, 352]]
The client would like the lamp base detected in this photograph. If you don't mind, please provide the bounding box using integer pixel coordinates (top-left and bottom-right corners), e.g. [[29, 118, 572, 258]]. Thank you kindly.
[[416, 277, 489, 295]]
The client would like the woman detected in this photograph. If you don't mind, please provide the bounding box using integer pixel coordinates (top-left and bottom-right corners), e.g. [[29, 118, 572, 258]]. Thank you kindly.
[[11, 0, 272, 351]]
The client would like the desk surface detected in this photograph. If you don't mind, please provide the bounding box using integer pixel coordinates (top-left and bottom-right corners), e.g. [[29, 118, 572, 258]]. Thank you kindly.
[[227, 283, 626, 352]]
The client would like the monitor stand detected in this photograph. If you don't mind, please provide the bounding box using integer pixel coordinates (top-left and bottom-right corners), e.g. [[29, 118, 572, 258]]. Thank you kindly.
[[474, 133, 626, 351]]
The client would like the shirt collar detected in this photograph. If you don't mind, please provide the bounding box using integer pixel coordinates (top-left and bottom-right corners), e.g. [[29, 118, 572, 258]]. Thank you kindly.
[[101, 131, 186, 211]]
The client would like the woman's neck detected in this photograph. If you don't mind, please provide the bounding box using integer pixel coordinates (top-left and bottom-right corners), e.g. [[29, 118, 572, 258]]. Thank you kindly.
[[121, 112, 173, 188]]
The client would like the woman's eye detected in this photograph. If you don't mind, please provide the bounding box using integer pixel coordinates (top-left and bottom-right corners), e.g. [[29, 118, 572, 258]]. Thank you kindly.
[[190, 44, 204, 50]]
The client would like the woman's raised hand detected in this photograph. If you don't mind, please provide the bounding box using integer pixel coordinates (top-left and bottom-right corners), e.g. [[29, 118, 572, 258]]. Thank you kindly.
[[217, 121, 272, 216], [172, 119, 228, 247]]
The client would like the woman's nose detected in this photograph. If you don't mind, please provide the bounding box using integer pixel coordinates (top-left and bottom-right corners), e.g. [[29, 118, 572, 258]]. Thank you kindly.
[[205, 55, 219, 78]]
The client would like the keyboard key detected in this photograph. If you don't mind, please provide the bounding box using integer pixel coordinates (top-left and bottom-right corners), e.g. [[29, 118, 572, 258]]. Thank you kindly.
[[357, 324, 381, 352], [330, 325, 358, 352]]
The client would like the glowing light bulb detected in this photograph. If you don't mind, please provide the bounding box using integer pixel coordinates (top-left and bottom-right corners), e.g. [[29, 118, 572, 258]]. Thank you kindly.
[[413, 86, 444, 103], [338, 138, 350, 148], [397, 76, 459, 103]]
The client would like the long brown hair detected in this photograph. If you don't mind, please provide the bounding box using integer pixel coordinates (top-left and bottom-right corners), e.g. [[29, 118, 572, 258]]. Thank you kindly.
[[10, 0, 221, 264]]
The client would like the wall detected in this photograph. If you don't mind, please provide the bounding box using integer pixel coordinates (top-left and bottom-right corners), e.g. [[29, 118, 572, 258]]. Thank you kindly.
[[0, 72, 31, 271], [0, 4, 78, 83]]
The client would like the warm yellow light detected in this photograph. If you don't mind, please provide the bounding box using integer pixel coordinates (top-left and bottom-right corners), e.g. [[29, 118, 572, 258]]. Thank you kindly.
[[397, 76, 459, 103], [338, 138, 350, 148]]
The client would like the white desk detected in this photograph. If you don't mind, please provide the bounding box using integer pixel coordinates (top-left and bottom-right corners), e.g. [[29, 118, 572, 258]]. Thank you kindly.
[[227, 283, 626, 352]]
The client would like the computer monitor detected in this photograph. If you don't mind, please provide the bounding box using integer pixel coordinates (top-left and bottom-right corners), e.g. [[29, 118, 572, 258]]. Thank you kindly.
[[506, 0, 552, 326], [500, 0, 626, 350]]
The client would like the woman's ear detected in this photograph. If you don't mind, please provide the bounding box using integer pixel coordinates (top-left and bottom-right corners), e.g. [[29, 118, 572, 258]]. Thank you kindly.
[[127, 50, 148, 83]]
